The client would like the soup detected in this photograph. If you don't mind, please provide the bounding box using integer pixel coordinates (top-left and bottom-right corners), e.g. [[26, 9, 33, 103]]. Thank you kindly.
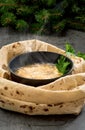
[[15, 63, 62, 79]]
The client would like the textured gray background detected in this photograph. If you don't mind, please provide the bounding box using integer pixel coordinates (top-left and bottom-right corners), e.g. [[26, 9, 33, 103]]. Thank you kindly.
[[0, 27, 85, 130]]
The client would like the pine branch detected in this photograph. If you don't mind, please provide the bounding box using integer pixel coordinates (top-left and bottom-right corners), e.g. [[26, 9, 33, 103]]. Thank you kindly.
[[1, 12, 16, 26], [53, 20, 66, 33], [15, 20, 29, 31], [35, 9, 50, 24], [68, 20, 85, 31], [0, 0, 84, 33]]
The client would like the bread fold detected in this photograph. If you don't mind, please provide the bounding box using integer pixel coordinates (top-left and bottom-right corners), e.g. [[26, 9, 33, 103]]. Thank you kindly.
[[0, 39, 85, 115]]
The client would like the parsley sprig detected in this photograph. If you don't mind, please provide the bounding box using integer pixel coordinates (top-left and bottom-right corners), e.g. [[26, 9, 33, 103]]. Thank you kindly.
[[65, 42, 85, 60], [65, 42, 75, 54], [56, 55, 70, 74], [56, 42, 85, 75], [77, 52, 85, 60]]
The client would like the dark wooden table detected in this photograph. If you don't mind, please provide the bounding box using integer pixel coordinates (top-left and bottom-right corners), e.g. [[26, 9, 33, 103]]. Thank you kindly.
[[0, 27, 85, 130]]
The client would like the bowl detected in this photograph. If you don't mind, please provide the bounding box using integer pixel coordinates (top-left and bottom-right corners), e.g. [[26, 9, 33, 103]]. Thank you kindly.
[[8, 51, 73, 86]]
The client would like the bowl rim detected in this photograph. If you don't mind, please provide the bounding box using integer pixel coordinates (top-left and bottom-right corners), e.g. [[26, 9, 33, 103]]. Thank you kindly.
[[8, 51, 73, 82]]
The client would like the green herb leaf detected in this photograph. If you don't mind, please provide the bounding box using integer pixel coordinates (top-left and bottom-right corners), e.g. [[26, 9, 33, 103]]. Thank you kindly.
[[65, 42, 75, 55], [65, 42, 85, 60], [77, 52, 85, 60], [56, 55, 70, 74]]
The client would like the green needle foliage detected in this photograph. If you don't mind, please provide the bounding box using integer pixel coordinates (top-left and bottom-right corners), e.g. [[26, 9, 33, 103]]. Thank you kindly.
[[1, 12, 16, 26], [15, 20, 29, 31], [0, 0, 85, 33], [35, 9, 50, 24]]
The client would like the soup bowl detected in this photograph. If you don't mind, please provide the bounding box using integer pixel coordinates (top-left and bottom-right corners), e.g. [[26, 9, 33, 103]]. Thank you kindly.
[[8, 51, 73, 86]]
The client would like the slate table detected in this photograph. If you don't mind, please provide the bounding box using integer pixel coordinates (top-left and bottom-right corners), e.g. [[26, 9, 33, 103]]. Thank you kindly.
[[0, 27, 85, 130]]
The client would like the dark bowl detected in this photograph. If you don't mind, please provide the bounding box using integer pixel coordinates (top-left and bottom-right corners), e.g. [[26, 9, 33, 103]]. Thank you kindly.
[[8, 51, 73, 86]]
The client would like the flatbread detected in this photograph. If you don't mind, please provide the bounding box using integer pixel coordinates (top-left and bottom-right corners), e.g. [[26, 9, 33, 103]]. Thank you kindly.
[[0, 74, 85, 104], [0, 39, 85, 76], [0, 39, 85, 115], [0, 94, 84, 115], [0, 68, 10, 79]]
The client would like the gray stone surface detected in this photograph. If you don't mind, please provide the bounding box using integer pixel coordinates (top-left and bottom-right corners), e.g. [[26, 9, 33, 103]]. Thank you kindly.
[[0, 27, 85, 130], [0, 27, 85, 52]]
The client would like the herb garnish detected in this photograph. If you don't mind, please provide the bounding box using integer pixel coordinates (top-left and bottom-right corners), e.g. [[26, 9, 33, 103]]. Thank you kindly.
[[65, 42, 85, 60], [56, 42, 85, 75], [77, 52, 85, 60], [56, 55, 70, 74], [65, 42, 75, 55]]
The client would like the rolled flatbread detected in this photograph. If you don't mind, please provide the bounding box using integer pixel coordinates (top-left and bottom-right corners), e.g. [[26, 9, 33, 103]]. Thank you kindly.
[[0, 74, 85, 104], [0, 94, 84, 115], [0, 39, 85, 115], [0, 68, 10, 79], [0, 39, 85, 75]]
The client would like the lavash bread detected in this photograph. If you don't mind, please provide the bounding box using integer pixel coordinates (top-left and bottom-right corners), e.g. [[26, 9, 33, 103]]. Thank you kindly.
[[0, 69, 10, 79], [0, 39, 65, 79], [0, 40, 65, 69], [0, 74, 85, 104], [0, 74, 85, 115], [0, 39, 85, 115], [0, 39, 85, 77], [0, 94, 84, 115]]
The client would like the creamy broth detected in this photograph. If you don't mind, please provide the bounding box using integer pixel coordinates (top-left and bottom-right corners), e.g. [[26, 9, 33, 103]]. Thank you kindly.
[[15, 63, 62, 79]]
